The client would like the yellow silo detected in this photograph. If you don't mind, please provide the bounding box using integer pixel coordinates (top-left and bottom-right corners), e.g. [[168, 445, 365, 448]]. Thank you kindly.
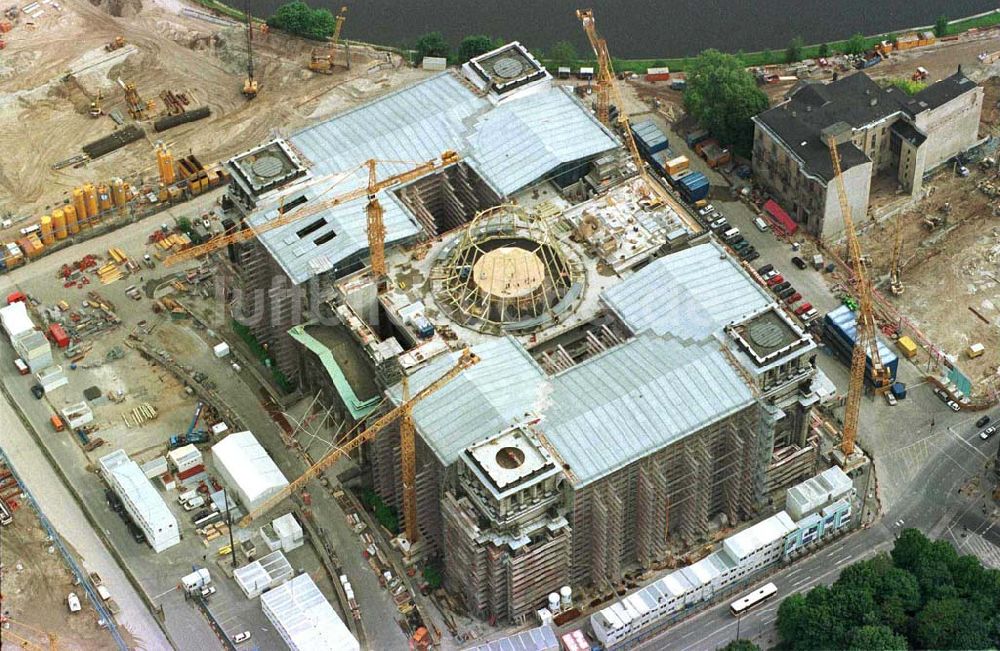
[[157, 146, 176, 185], [53, 209, 67, 240], [111, 178, 126, 207], [97, 183, 112, 212], [72, 188, 86, 222], [83, 183, 99, 219], [39, 215, 54, 245], [65, 204, 79, 235]]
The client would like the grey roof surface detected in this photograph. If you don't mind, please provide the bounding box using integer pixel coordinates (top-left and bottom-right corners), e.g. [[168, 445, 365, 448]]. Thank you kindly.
[[254, 73, 618, 284], [388, 337, 547, 468], [756, 73, 899, 181], [392, 332, 754, 487], [896, 69, 977, 115], [469, 624, 559, 651], [603, 242, 773, 341], [756, 71, 978, 183], [543, 334, 755, 485]]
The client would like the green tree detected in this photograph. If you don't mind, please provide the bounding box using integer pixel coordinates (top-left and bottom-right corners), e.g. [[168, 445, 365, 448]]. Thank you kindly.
[[818, 42, 830, 57], [888, 78, 927, 95], [548, 40, 578, 67], [267, 1, 335, 40], [843, 32, 867, 55], [914, 597, 992, 650], [890, 528, 931, 574], [934, 15, 949, 38], [683, 49, 769, 157], [786, 36, 805, 63], [458, 35, 496, 62], [847, 625, 907, 650], [414, 31, 450, 61], [721, 640, 759, 651]]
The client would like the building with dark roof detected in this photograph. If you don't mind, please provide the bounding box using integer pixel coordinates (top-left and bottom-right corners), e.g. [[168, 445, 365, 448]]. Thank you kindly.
[[751, 69, 982, 239]]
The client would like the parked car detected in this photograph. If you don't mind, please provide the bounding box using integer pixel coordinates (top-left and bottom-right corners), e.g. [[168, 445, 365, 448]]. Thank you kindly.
[[732, 239, 751, 252], [946, 400, 961, 412], [766, 274, 785, 287], [200, 586, 217, 598], [757, 263, 774, 276], [772, 281, 791, 293], [753, 217, 769, 232], [975, 415, 991, 428], [794, 302, 813, 316], [743, 250, 760, 263], [980, 426, 997, 440], [762, 269, 780, 281], [232, 631, 252, 644], [697, 204, 716, 217], [778, 286, 797, 300], [105, 489, 124, 514], [785, 292, 802, 304], [791, 256, 808, 270], [67, 592, 82, 613], [739, 246, 757, 260], [30, 384, 44, 399], [126, 521, 145, 543]]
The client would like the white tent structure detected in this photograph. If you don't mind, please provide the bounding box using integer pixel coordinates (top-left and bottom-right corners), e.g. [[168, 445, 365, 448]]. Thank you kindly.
[[211, 431, 289, 512], [0, 301, 33, 339], [261, 573, 359, 651]]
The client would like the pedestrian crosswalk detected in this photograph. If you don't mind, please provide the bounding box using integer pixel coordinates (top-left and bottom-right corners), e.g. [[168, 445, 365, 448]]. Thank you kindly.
[[954, 532, 1000, 569]]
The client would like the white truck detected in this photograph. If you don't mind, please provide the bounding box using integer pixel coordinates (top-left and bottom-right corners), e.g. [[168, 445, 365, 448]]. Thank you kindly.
[[67, 592, 82, 613]]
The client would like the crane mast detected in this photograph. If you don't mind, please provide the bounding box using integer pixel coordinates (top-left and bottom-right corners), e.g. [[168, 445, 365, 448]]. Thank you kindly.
[[163, 151, 459, 267], [827, 136, 891, 457], [577, 9, 671, 209], [242, 0, 258, 99], [238, 348, 480, 528], [889, 212, 904, 294], [365, 159, 388, 278]]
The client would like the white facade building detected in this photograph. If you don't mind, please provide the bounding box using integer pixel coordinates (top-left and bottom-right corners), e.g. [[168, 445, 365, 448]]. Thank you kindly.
[[211, 431, 289, 511], [99, 449, 179, 553], [590, 466, 856, 648], [260, 573, 360, 651]]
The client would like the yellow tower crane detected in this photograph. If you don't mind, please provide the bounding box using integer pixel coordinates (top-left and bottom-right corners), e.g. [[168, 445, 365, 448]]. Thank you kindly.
[[163, 151, 460, 267], [889, 212, 904, 295], [576, 8, 697, 225], [238, 348, 480, 529], [308, 6, 348, 73], [827, 136, 892, 456]]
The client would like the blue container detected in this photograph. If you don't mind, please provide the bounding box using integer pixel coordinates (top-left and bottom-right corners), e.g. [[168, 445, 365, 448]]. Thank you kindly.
[[823, 305, 899, 383], [677, 171, 709, 202], [891, 382, 907, 399], [631, 120, 669, 155]]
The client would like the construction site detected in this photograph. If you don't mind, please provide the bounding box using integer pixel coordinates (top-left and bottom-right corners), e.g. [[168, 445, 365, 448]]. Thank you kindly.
[[0, 0, 999, 648]]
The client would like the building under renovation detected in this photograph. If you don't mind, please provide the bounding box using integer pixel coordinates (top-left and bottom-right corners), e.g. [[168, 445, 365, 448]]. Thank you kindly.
[[356, 239, 822, 623], [752, 69, 983, 239], [214, 41, 826, 625], [221, 42, 621, 383]]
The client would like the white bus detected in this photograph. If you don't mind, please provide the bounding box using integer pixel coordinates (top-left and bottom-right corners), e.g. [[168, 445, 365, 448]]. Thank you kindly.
[[729, 582, 777, 616]]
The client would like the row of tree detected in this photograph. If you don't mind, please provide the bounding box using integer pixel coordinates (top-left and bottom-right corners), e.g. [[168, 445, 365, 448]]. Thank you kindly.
[[266, 1, 338, 40], [776, 529, 1000, 650], [783, 15, 951, 64], [413, 32, 505, 65]]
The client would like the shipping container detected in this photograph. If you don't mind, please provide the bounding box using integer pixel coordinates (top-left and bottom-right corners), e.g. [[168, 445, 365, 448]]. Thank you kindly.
[[630, 120, 669, 155], [896, 335, 918, 359], [823, 305, 898, 384], [672, 170, 709, 202], [47, 323, 69, 348], [685, 129, 709, 148], [664, 155, 689, 176], [645, 66, 670, 82], [700, 142, 732, 168], [176, 464, 205, 481]]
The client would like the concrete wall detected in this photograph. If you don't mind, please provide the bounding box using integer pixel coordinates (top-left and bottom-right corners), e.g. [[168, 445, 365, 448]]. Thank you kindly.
[[820, 160, 872, 240], [914, 86, 984, 172]]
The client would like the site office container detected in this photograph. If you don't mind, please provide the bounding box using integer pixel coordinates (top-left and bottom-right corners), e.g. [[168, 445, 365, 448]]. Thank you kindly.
[[823, 306, 899, 383], [47, 323, 69, 348], [645, 67, 671, 82]]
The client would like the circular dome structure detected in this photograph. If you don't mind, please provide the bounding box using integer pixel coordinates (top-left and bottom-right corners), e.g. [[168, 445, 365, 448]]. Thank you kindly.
[[433, 205, 584, 333]]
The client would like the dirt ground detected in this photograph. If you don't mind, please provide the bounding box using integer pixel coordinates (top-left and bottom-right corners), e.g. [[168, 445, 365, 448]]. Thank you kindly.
[[0, 0, 431, 224], [0, 504, 124, 650]]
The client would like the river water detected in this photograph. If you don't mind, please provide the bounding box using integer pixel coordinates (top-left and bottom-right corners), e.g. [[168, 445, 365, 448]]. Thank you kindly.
[[248, 0, 999, 58]]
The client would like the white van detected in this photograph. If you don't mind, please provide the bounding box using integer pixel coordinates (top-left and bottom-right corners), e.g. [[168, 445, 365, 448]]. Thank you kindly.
[[183, 496, 206, 511], [177, 489, 198, 505], [97, 585, 111, 601], [722, 227, 741, 242], [753, 217, 769, 232]]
